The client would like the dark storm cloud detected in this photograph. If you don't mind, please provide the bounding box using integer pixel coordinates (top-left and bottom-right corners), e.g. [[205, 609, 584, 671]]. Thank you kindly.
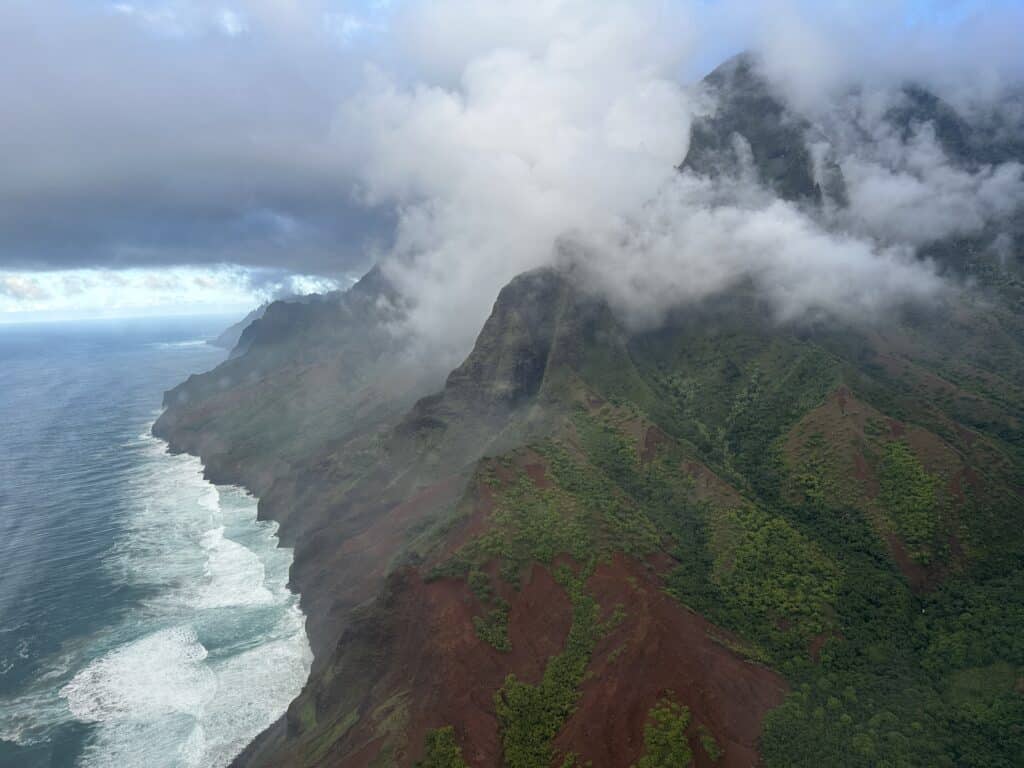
[[2, 0, 1023, 329], [0, 1, 391, 274]]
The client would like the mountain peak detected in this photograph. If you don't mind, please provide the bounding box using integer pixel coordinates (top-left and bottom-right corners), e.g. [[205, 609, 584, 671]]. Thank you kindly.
[[684, 51, 821, 203]]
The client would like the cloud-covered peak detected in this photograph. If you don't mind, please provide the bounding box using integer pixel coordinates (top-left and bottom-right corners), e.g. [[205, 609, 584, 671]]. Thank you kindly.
[[1, 1, 1022, 329]]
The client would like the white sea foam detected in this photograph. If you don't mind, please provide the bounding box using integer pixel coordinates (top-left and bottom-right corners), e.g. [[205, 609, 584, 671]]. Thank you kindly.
[[65, 610, 310, 768], [61, 626, 216, 722], [195, 526, 275, 609], [149, 340, 209, 350], [40, 427, 313, 767], [0, 684, 74, 747]]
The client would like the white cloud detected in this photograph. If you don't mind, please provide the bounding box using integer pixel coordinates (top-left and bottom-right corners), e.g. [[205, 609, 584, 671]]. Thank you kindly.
[[800, 90, 1024, 246], [334, 0, 693, 363], [329, 0, 964, 366], [721, 0, 1024, 111], [570, 172, 945, 330], [841, 138, 1024, 246], [3, 0, 1022, 336], [324, 12, 368, 45], [218, 8, 247, 37], [0, 266, 338, 321], [0, 275, 49, 302]]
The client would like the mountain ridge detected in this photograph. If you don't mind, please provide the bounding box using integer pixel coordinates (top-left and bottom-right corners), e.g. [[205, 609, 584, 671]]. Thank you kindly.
[[155, 55, 1024, 768]]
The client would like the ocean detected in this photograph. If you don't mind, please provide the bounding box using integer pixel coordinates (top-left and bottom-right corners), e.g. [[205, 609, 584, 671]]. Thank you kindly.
[[0, 316, 311, 768]]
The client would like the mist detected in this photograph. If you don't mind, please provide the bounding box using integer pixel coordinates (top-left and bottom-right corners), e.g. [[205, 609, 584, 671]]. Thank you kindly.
[[2, 1, 1023, 341], [333, 0, 1023, 364]]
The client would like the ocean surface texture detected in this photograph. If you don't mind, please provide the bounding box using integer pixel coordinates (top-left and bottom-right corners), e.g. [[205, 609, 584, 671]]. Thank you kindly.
[[0, 317, 311, 768]]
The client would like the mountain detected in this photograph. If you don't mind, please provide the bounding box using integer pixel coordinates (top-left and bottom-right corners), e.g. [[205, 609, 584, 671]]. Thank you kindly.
[[684, 53, 826, 204], [685, 53, 1024, 285], [208, 303, 269, 353], [156, 57, 1024, 767]]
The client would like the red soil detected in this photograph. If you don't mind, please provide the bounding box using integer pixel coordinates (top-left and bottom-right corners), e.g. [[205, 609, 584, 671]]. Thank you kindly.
[[327, 451, 786, 767], [640, 425, 668, 464], [885, 533, 938, 593], [836, 385, 849, 412], [808, 633, 832, 663], [554, 554, 788, 768], [336, 551, 787, 768], [953, 423, 978, 447], [852, 451, 872, 488], [948, 466, 982, 504], [524, 462, 553, 489], [445, 453, 551, 560], [682, 460, 744, 508], [344, 563, 573, 768], [441, 481, 496, 559]]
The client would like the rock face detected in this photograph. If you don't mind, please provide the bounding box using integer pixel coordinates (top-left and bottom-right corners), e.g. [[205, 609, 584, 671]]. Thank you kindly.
[[442, 270, 566, 408], [684, 53, 823, 204], [208, 303, 268, 353], [155, 56, 1024, 768], [155, 267, 436, 500], [686, 53, 1024, 280]]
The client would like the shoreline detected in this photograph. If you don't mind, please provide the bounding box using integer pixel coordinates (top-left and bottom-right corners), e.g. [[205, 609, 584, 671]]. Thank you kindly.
[[149, 417, 315, 766], [142, 421, 313, 767]]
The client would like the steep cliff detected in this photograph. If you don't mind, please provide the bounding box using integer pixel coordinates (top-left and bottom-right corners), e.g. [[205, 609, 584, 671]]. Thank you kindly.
[[154, 56, 1024, 768]]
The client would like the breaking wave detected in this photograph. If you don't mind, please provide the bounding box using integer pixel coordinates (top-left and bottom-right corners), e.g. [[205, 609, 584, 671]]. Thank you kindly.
[[1, 428, 311, 767]]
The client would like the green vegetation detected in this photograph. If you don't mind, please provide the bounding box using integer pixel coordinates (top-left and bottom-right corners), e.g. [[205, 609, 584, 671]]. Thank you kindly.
[[539, 437, 663, 560], [569, 319, 1024, 767], [473, 601, 511, 651], [878, 442, 943, 563], [790, 433, 840, 506], [433, 309, 1024, 768], [165, 243, 1024, 768], [627, 329, 841, 499], [633, 697, 692, 768], [564, 406, 839, 661], [698, 725, 723, 762], [495, 565, 604, 768], [468, 567, 511, 650], [665, 500, 842, 662], [417, 726, 468, 768], [434, 433, 664, 589], [711, 506, 839, 648], [302, 708, 361, 764], [755, 492, 1024, 766], [442, 471, 607, 576]]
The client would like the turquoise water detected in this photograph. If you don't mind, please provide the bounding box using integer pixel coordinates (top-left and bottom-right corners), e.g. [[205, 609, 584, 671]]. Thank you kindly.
[[0, 318, 311, 767]]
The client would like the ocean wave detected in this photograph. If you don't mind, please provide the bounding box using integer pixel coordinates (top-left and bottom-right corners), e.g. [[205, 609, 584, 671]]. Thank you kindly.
[[60, 626, 216, 723], [2, 425, 311, 766], [65, 609, 310, 768], [0, 683, 72, 747], [195, 526, 275, 609], [148, 340, 209, 350]]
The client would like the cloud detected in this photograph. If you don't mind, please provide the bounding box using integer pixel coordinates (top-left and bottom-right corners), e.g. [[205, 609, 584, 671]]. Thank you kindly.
[[838, 123, 1024, 246], [0, 266, 339, 321], [0, 275, 49, 301], [333, 0, 694, 361], [1, 0, 1022, 335], [327, 0, 998, 366], [567, 173, 945, 331], [725, 0, 1024, 111], [0, 0, 389, 275]]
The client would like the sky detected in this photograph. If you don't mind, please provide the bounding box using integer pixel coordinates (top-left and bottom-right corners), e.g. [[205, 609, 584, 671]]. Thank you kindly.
[[0, 0, 1022, 322]]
